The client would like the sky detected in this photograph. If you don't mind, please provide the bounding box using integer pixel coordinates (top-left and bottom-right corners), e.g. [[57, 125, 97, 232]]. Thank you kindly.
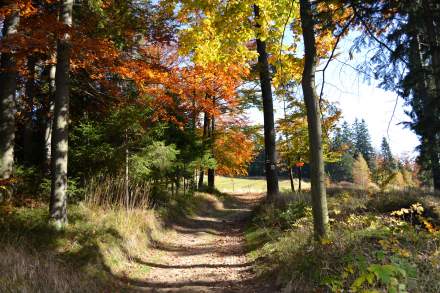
[[246, 36, 420, 158]]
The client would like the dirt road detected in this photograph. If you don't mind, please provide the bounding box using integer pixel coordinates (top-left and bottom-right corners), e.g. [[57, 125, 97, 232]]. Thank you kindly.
[[129, 193, 275, 293]]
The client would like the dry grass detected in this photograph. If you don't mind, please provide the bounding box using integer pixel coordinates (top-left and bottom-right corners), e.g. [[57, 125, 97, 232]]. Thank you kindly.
[[246, 188, 440, 292], [85, 175, 151, 209], [0, 199, 169, 292], [0, 245, 110, 293]]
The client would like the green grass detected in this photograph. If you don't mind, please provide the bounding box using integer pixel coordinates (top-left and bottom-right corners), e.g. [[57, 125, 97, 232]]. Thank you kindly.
[[245, 188, 440, 292], [214, 175, 310, 193]]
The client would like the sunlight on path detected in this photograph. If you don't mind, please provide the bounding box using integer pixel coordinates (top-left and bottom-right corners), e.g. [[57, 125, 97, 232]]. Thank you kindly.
[[131, 193, 275, 293]]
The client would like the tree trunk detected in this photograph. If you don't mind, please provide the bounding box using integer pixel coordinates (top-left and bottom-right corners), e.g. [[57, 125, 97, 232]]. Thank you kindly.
[[300, 0, 329, 239], [198, 112, 210, 189], [409, 23, 440, 191], [125, 129, 130, 210], [0, 4, 19, 180], [431, 151, 440, 191], [207, 110, 215, 190], [289, 167, 295, 192], [23, 56, 37, 165], [422, 2, 440, 191], [44, 63, 56, 173], [298, 165, 302, 192], [198, 168, 205, 189], [253, 4, 279, 201], [49, 0, 73, 228]]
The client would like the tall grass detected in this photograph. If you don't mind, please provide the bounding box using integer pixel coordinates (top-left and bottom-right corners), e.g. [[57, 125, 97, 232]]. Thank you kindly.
[[85, 175, 151, 209], [0, 244, 111, 293]]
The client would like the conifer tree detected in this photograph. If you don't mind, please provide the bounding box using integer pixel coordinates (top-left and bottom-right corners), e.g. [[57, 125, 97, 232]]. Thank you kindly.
[[352, 154, 371, 189], [380, 137, 397, 171], [353, 119, 376, 169]]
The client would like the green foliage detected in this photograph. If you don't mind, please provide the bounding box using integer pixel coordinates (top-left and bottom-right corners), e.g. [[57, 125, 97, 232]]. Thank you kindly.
[[245, 189, 440, 292], [130, 141, 179, 181], [278, 201, 311, 229], [327, 119, 377, 183], [353, 119, 376, 170]]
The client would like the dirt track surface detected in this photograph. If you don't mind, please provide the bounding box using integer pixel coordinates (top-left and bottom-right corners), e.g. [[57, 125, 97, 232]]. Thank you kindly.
[[130, 193, 276, 293]]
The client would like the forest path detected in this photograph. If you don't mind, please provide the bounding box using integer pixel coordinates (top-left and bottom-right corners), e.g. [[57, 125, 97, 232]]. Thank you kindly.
[[130, 192, 275, 293]]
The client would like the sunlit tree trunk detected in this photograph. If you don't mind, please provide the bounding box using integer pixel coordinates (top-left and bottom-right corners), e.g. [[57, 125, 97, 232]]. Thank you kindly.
[[300, 0, 329, 239], [50, 0, 74, 228], [253, 4, 279, 201], [0, 3, 19, 180]]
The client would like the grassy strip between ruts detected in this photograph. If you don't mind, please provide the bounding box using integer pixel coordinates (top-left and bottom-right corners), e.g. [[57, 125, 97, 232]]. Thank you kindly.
[[245, 188, 440, 292]]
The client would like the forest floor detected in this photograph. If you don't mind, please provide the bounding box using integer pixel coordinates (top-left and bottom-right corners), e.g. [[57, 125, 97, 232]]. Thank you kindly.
[[130, 192, 275, 293]]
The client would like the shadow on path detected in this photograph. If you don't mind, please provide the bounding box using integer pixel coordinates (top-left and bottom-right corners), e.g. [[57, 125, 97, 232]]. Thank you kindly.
[[118, 192, 276, 293]]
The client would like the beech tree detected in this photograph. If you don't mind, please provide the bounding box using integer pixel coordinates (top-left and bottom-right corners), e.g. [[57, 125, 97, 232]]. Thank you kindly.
[[299, 0, 329, 239], [254, 4, 279, 200], [49, 0, 74, 227], [0, 1, 20, 180]]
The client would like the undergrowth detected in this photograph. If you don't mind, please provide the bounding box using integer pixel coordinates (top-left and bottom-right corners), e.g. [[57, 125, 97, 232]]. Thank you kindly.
[[0, 188, 202, 292], [246, 189, 440, 292]]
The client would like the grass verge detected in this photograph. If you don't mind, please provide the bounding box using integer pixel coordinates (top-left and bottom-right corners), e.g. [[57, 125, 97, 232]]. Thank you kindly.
[[245, 189, 440, 292], [0, 195, 198, 292]]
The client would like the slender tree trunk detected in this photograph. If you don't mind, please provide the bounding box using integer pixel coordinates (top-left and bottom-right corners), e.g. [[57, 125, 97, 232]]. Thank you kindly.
[[49, 0, 73, 228], [0, 4, 19, 180], [253, 4, 279, 201], [207, 104, 215, 190], [198, 112, 210, 189], [125, 129, 130, 210], [44, 63, 56, 174], [300, 0, 329, 239], [198, 169, 205, 189], [23, 56, 37, 165], [289, 167, 295, 192], [298, 165, 302, 192]]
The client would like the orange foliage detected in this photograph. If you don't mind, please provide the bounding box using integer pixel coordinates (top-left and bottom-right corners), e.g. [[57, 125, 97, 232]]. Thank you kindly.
[[213, 126, 255, 176]]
